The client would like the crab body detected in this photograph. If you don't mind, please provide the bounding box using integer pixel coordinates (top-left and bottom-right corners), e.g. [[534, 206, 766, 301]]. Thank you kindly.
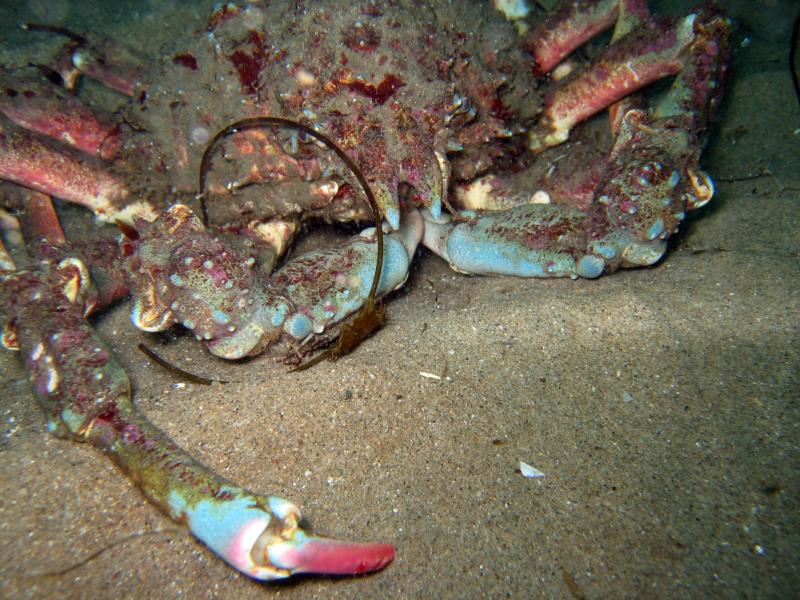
[[102, 0, 537, 235]]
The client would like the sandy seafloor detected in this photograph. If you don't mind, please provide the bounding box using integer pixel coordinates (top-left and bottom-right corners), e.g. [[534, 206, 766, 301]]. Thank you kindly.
[[0, 0, 797, 598]]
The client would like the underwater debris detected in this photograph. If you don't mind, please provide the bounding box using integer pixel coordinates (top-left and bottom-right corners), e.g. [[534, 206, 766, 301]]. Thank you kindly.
[[519, 461, 545, 478]]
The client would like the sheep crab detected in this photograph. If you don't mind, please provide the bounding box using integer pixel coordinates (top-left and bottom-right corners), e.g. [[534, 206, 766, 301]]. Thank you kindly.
[[0, 0, 729, 581]]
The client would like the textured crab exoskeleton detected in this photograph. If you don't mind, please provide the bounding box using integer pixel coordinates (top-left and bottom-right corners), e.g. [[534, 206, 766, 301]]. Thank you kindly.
[[525, 2, 729, 152], [423, 110, 715, 278], [419, 2, 728, 279], [2, 2, 727, 244], [124, 203, 422, 359]]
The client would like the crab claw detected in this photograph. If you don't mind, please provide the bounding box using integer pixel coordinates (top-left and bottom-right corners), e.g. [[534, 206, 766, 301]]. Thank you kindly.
[[265, 531, 396, 576], [174, 490, 394, 580]]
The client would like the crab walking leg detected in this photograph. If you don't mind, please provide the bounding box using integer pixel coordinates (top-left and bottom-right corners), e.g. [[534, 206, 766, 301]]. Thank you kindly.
[[14, 189, 68, 246], [38, 27, 145, 97], [0, 115, 129, 219], [525, 0, 653, 76], [68, 46, 143, 97], [528, 10, 718, 152], [525, 0, 622, 76], [0, 74, 123, 159], [0, 260, 395, 580]]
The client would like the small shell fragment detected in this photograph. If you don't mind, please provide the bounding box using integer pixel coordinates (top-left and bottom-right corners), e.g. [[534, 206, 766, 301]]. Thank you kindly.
[[419, 371, 441, 380], [519, 461, 545, 478]]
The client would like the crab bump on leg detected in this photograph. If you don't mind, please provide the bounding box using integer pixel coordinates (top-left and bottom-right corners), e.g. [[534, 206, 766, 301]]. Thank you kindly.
[[423, 110, 716, 279], [124, 204, 421, 359]]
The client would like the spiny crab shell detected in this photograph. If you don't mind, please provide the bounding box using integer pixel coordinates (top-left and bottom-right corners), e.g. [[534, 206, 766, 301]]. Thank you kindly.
[[129, 0, 540, 231]]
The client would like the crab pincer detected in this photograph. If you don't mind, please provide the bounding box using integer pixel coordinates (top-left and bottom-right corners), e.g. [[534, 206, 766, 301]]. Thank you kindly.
[[265, 535, 395, 576], [158, 480, 395, 580], [233, 518, 396, 578], [0, 209, 394, 582]]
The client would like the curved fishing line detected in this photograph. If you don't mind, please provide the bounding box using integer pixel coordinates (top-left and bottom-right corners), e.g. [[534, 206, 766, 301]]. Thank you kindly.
[[198, 117, 386, 367]]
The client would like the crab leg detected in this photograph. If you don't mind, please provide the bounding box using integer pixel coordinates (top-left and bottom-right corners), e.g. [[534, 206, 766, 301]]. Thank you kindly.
[[27, 24, 144, 97], [424, 108, 714, 278], [14, 188, 68, 245], [526, 0, 652, 75], [652, 9, 730, 136], [0, 73, 123, 159], [1, 249, 394, 582], [529, 12, 690, 151], [526, 0, 622, 76], [124, 204, 422, 359], [66, 47, 143, 97], [527, 5, 729, 152], [0, 114, 129, 220]]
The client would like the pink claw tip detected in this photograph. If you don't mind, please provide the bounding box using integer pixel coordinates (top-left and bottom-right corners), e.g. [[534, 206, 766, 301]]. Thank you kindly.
[[272, 537, 396, 575]]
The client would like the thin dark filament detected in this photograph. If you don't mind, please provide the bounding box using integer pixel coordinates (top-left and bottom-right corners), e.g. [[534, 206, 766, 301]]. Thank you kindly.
[[137, 342, 227, 385], [197, 116, 384, 304], [29, 528, 178, 577]]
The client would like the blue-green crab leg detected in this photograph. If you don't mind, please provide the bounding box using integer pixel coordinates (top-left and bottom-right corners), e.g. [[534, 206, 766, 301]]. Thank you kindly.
[[1, 257, 394, 580]]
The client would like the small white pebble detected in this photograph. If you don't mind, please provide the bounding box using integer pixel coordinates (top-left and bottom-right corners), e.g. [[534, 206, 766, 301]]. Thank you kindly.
[[295, 68, 316, 86]]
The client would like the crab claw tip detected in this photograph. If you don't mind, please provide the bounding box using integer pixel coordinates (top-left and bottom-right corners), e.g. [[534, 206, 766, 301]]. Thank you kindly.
[[268, 534, 395, 576]]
